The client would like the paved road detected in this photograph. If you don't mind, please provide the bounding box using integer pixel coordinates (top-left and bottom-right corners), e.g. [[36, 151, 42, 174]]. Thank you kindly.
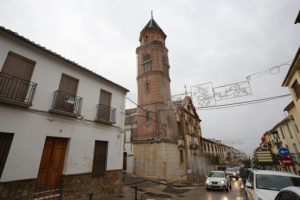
[[140, 178, 247, 200], [101, 175, 247, 200]]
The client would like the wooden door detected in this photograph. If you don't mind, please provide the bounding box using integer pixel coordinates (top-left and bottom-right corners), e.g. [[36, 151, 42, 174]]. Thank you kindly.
[[0, 133, 14, 178], [0, 52, 35, 101], [99, 90, 111, 121], [55, 74, 78, 112], [92, 141, 108, 177], [36, 137, 67, 189], [123, 152, 127, 171]]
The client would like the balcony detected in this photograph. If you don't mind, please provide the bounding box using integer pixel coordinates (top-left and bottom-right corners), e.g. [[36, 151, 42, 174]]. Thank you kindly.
[[95, 104, 116, 124], [0, 72, 37, 107], [190, 143, 199, 150], [49, 90, 82, 117], [290, 153, 300, 164]]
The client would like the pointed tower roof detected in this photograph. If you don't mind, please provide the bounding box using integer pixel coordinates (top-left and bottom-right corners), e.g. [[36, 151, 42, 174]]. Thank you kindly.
[[142, 17, 162, 31], [141, 11, 165, 34], [139, 12, 167, 42]]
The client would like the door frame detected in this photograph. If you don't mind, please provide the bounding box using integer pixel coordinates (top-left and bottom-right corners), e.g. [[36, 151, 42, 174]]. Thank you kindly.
[[36, 137, 68, 189]]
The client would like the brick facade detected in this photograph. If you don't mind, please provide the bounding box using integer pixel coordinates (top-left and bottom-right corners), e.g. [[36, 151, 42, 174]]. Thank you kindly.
[[63, 170, 123, 199], [0, 179, 35, 200], [133, 17, 184, 182]]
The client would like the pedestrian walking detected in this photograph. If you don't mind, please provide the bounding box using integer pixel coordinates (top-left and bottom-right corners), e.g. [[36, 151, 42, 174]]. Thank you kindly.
[[239, 167, 249, 186]]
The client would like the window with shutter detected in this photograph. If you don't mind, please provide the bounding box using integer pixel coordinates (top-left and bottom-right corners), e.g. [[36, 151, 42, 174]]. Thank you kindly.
[[0, 52, 35, 102], [142, 54, 151, 72], [292, 80, 300, 100], [98, 90, 112, 122], [0, 133, 14, 178], [92, 141, 108, 177]]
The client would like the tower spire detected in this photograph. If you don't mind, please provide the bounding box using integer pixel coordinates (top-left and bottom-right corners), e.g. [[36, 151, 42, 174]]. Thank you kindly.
[[151, 10, 153, 19]]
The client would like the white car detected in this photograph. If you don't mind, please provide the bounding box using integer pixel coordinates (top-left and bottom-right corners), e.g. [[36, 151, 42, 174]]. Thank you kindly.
[[245, 170, 300, 200], [275, 186, 300, 200], [226, 167, 239, 179], [205, 171, 231, 191]]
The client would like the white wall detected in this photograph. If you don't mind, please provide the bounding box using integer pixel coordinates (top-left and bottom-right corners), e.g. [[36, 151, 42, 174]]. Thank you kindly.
[[0, 107, 123, 182], [0, 32, 127, 182], [124, 126, 134, 174], [0, 33, 127, 129]]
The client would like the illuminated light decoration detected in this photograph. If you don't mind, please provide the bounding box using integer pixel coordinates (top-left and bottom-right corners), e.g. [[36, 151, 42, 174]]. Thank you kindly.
[[213, 81, 252, 101], [181, 81, 252, 107], [190, 82, 215, 107]]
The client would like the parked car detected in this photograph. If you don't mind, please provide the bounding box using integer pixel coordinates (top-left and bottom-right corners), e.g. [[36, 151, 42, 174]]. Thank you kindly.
[[205, 171, 231, 192], [245, 170, 300, 200], [226, 167, 239, 179], [275, 186, 300, 200]]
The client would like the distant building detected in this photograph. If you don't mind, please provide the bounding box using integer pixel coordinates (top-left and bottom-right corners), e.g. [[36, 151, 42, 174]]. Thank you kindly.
[[173, 96, 204, 181], [280, 46, 300, 174], [202, 137, 245, 170], [0, 26, 128, 199], [124, 108, 137, 174], [282, 48, 300, 128], [274, 116, 300, 175]]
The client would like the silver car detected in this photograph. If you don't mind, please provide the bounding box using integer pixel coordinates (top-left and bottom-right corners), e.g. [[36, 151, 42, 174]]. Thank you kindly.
[[205, 171, 231, 191]]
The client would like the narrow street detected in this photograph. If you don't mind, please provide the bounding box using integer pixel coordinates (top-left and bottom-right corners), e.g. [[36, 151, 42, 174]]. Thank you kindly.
[[101, 175, 247, 200]]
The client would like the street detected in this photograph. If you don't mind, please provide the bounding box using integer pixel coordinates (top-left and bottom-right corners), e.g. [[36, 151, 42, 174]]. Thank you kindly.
[[101, 175, 247, 200]]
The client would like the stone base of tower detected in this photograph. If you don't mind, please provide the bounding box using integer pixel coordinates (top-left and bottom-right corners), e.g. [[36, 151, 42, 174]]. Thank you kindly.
[[133, 141, 186, 182]]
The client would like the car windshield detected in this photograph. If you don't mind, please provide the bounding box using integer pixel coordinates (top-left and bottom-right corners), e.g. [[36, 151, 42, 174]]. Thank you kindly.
[[256, 174, 300, 191], [209, 172, 225, 178], [226, 168, 235, 172]]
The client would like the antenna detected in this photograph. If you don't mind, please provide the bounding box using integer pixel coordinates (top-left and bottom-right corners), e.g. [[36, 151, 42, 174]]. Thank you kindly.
[[184, 85, 188, 96], [151, 10, 153, 19]]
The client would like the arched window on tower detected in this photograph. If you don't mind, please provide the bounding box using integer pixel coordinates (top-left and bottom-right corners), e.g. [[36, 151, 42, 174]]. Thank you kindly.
[[146, 111, 150, 126], [144, 36, 149, 44], [145, 82, 150, 95], [142, 54, 151, 72], [163, 55, 169, 75]]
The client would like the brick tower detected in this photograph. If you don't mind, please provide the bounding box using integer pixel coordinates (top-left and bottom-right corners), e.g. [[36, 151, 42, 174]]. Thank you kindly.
[[133, 15, 185, 182]]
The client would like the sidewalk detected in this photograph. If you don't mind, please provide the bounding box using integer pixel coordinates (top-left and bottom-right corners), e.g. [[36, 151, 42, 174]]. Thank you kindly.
[[98, 174, 199, 200]]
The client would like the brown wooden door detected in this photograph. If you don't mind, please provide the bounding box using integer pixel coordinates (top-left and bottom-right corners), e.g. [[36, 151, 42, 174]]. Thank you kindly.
[[0, 52, 35, 101], [0, 133, 14, 178], [123, 152, 127, 171], [99, 90, 111, 121], [92, 141, 108, 177], [55, 74, 78, 112], [36, 137, 67, 189]]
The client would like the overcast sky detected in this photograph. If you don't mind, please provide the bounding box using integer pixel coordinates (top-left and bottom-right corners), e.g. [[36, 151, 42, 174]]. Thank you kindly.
[[1, 0, 299, 155]]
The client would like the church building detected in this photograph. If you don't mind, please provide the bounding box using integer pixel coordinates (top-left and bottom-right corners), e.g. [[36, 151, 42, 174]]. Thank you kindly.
[[132, 16, 203, 182]]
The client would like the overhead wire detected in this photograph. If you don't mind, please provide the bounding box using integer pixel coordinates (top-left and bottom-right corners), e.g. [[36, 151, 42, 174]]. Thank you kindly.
[[196, 94, 291, 110], [246, 60, 292, 81], [126, 59, 293, 111]]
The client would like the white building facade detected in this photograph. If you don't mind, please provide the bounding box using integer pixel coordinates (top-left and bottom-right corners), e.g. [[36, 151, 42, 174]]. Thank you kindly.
[[0, 26, 128, 199]]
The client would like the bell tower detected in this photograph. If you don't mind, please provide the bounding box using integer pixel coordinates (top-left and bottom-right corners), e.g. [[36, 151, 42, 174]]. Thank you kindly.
[[133, 15, 184, 182], [135, 15, 174, 140]]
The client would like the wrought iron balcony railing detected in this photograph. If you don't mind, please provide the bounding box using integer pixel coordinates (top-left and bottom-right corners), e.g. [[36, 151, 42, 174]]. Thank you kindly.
[[0, 72, 37, 106], [96, 104, 116, 124], [50, 90, 82, 116]]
